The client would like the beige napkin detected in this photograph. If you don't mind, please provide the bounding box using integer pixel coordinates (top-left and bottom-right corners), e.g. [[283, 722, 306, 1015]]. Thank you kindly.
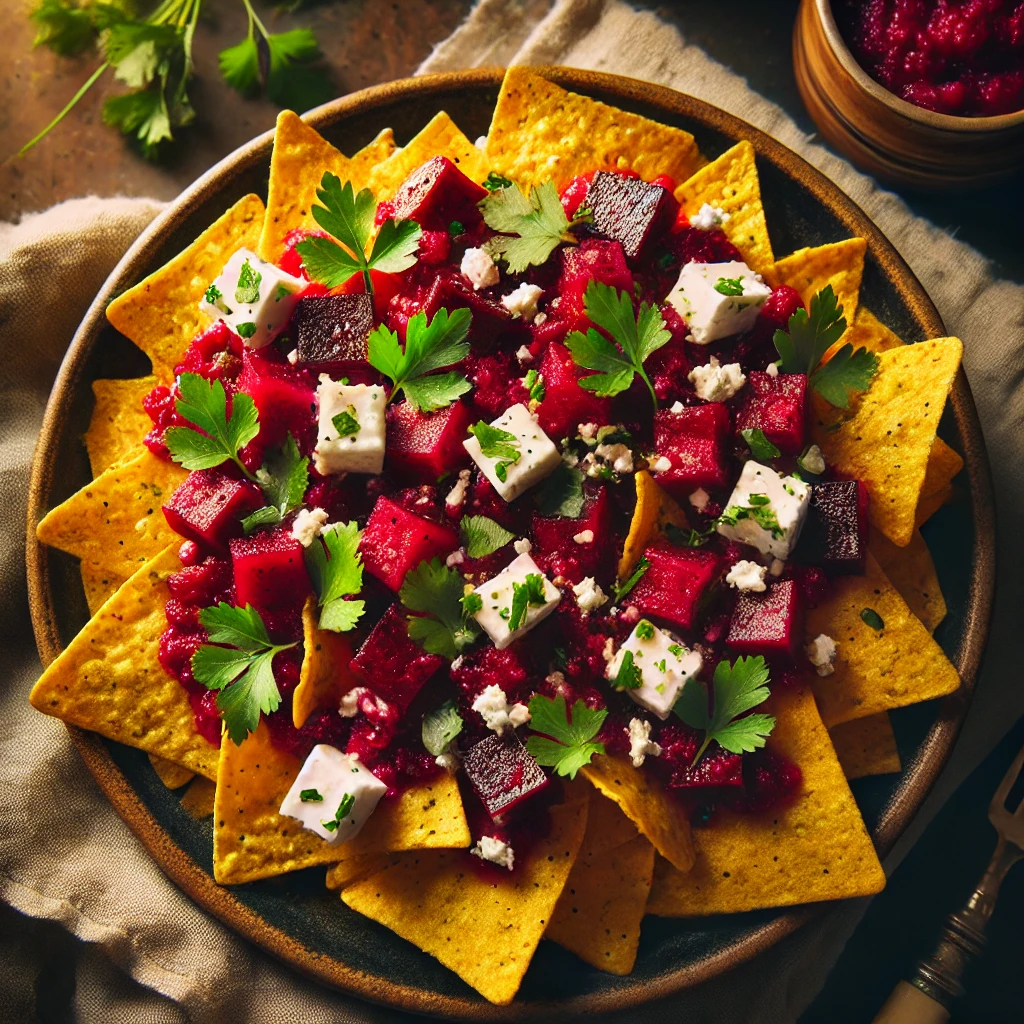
[[2, 2, 1023, 1021]]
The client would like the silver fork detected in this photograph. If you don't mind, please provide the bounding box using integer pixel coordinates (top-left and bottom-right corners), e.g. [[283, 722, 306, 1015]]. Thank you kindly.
[[874, 744, 1024, 1023]]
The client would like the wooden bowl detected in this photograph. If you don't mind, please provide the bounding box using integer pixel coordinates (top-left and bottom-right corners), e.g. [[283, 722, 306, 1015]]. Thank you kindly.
[[793, 0, 1024, 188]]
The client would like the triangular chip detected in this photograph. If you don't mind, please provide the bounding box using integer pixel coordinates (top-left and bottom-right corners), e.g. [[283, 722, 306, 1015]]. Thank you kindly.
[[107, 194, 265, 381], [294, 594, 358, 728], [149, 753, 194, 790], [869, 526, 947, 632], [85, 376, 157, 476], [36, 448, 187, 578], [29, 545, 219, 780], [646, 687, 886, 915], [811, 337, 963, 546], [367, 112, 487, 200], [770, 238, 866, 336], [80, 563, 127, 615], [829, 713, 901, 780], [808, 552, 960, 727], [618, 470, 689, 581], [486, 67, 703, 190], [675, 141, 774, 273], [325, 852, 384, 890], [923, 438, 964, 498], [581, 753, 695, 873], [915, 483, 953, 527], [844, 306, 904, 355], [180, 776, 217, 819], [347, 127, 397, 187], [341, 794, 588, 1005]]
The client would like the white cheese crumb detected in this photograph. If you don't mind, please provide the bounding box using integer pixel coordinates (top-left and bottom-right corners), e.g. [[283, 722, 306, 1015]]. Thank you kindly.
[[725, 559, 768, 593], [595, 443, 633, 474], [627, 717, 662, 768], [573, 529, 594, 545], [769, 558, 785, 577], [670, 400, 685, 414], [474, 135, 487, 150], [446, 549, 465, 567], [513, 537, 532, 555], [688, 356, 747, 403], [516, 344, 533, 364], [573, 577, 608, 615], [689, 203, 731, 231], [286, 348, 299, 365], [338, 687, 369, 717], [460, 247, 499, 291], [508, 703, 531, 729], [766, 361, 780, 378], [472, 835, 514, 871], [435, 750, 461, 773], [501, 282, 544, 323], [805, 634, 838, 677], [578, 422, 598, 440], [290, 507, 329, 548], [799, 444, 827, 476], [471, 685, 530, 735], [651, 455, 672, 473], [602, 636, 616, 662], [689, 487, 710, 512], [445, 468, 472, 508], [534, 312, 548, 325]]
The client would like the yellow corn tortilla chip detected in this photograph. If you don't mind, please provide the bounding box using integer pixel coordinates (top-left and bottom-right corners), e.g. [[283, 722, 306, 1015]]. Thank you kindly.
[[581, 753, 695, 873], [85, 377, 158, 477], [37, 448, 187, 579], [915, 483, 953, 527], [869, 526, 947, 632], [546, 790, 653, 975], [29, 545, 219, 780], [107, 194, 265, 381], [829, 713, 901, 780], [845, 306, 904, 355], [486, 67, 703, 190], [325, 852, 386, 890], [149, 753, 195, 789], [675, 141, 774, 273], [80, 563, 127, 616], [647, 687, 886, 915], [180, 776, 217, 819], [617, 470, 689, 581], [923, 438, 964, 497], [808, 552, 960, 728], [294, 595, 359, 728], [341, 794, 588, 1005], [367, 112, 487, 200], [811, 337, 963, 547], [348, 127, 397, 185]]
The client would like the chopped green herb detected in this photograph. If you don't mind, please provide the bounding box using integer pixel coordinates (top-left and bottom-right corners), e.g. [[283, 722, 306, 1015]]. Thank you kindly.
[[508, 573, 547, 631], [400, 558, 480, 659], [635, 619, 655, 641], [613, 555, 650, 602], [274, 283, 291, 301], [235, 259, 262, 304], [304, 521, 366, 633], [860, 608, 885, 630], [741, 427, 781, 461], [469, 420, 521, 480], [483, 171, 514, 191], [300, 789, 323, 802], [523, 368, 546, 403], [714, 276, 744, 296], [460, 592, 483, 616], [533, 461, 585, 518], [332, 408, 360, 438], [241, 433, 310, 534], [448, 220, 464, 236], [460, 515, 515, 559], [204, 283, 223, 305], [612, 649, 643, 690]]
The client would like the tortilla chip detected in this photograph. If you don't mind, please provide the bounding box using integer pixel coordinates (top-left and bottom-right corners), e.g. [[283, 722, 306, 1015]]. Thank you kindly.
[[581, 753, 695, 873], [923, 438, 964, 497], [808, 552, 960, 727], [341, 794, 588, 1005], [149, 753, 195, 789], [486, 67, 703, 190], [180, 776, 217, 819], [106, 194, 265, 381], [811, 337, 963, 547], [36, 448, 187, 579], [829, 713, 901, 780], [348, 127, 397, 186], [546, 790, 652, 974], [80, 563, 126, 615], [294, 594, 358, 728], [845, 306, 904, 355], [675, 141, 774, 273], [325, 852, 386, 890], [85, 377, 158, 477], [29, 545, 219, 780], [915, 484, 953, 527], [367, 112, 487, 200], [618, 470, 689, 580], [647, 687, 886, 915], [869, 526, 947, 632]]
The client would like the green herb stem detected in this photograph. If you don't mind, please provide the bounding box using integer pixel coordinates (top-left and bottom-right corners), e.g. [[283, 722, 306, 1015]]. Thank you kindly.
[[17, 61, 109, 157]]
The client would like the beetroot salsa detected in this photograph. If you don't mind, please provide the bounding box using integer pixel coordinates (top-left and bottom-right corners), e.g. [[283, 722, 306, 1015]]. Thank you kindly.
[[148, 154, 876, 867]]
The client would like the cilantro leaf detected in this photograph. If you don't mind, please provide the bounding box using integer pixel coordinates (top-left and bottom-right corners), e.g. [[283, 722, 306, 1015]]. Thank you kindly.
[[234, 258, 262, 304], [613, 555, 650, 602], [400, 558, 480, 659], [242, 433, 309, 533], [264, 29, 333, 111], [811, 343, 879, 409], [460, 515, 515, 558], [534, 462, 585, 518], [611, 649, 642, 690], [773, 285, 846, 371], [741, 427, 781, 461], [30, 0, 98, 56], [523, 368, 545, 403], [468, 421, 520, 473], [525, 693, 607, 779], [218, 34, 260, 95], [508, 573, 547, 631], [422, 699, 463, 756], [304, 521, 365, 632]]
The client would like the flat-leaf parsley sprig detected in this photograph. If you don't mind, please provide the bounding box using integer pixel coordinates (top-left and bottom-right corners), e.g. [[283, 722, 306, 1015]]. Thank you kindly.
[[525, 693, 607, 779], [467, 421, 520, 482], [399, 558, 480, 660], [242, 432, 309, 533], [304, 521, 366, 633]]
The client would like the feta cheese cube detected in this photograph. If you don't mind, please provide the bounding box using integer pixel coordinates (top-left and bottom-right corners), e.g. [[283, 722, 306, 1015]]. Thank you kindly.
[[279, 745, 387, 844], [199, 248, 304, 348], [313, 376, 387, 476], [688, 356, 747, 402], [725, 559, 767, 593], [716, 460, 811, 560], [463, 403, 561, 501], [469, 552, 561, 649], [666, 260, 771, 344], [627, 717, 662, 768], [460, 247, 499, 290], [472, 835, 515, 871], [291, 507, 328, 547], [501, 282, 544, 322], [607, 620, 703, 720]]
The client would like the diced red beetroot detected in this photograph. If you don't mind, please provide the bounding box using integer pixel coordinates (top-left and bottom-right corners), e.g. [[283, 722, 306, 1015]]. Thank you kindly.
[[559, 171, 596, 218], [669, 225, 742, 267], [531, 485, 612, 584], [451, 645, 531, 709], [655, 721, 744, 792], [725, 750, 803, 814], [726, 579, 804, 660], [360, 495, 459, 592], [584, 171, 678, 262], [653, 403, 732, 495], [389, 156, 488, 230], [350, 604, 444, 711], [462, 734, 550, 823], [535, 340, 612, 440], [173, 321, 244, 384], [236, 350, 317, 455], [558, 239, 634, 325], [465, 352, 529, 418], [759, 285, 804, 328], [167, 554, 234, 607], [230, 530, 311, 612], [386, 400, 473, 483], [293, 293, 373, 371], [437, 273, 511, 341], [735, 372, 807, 456], [278, 228, 327, 280], [798, 480, 869, 575], [163, 470, 263, 551], [625, 544, 725, 633]]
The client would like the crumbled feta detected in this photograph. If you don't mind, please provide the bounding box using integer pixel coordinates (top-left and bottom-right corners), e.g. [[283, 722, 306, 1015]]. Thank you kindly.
[[338, 687, 369, 718], [463, 403, 561, 501], [627, 717, 662, 768], [769, 558, 785, 577], [670, 400, 685, 414], [516, 345, 533, 364], [688, 203, 731, 231], [578, 422, 598, 440], [651, 455, 672, 473], [688, 356, 747, 402], [716, 460, 811, 560], [689, 487, 710, 512], [286, 348, 299, 365], [471, 684, 531, 735], [596, 443, 633, 474], [666, 260, 772, 344], [291, 507, 329, 548], [279, 745, 386, 843], [805, 634, 838, 677], [799, 444, 827, 476], [766, 361, 780, 378], [446, 468, 471, 508], [446, 549, 465, 567], [501, 282, 544, 322], [607, 621, 703, 720], [726, 559, 768, 593], [435, 749, 461, 773], [474, 135, 488, 150], [460, 247, 499, 291], [573, 576, 608, 615], [533, 312, 548, 326], [313, 376, 387, 476], [469, 552, 561, 649], [471, 835, 514, 871], [602, 636, 616, 663], [514, 537, 532, 555], [573, 529, 594, 545]]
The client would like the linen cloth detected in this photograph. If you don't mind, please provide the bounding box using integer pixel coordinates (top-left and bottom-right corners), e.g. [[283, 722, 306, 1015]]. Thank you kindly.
[[2, 1, 1022, 1020]]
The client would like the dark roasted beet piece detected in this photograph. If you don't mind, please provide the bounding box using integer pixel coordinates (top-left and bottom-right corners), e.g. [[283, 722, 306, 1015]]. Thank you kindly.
[[230, 530, 311, 612], [734, 372, 807, 456], [797, 480, 869, 575], [163, 470, 263, 551], [625, 544, 725, 633], [360, 495, 459, 592], [386, 399, 473, 483], [652, 402, 732, 495], [390, 156, 488, 229], [726, 578, 804, 660], [462, 733, 550, 823], [584, 171, 678, 261], [294, 293, 374, 370], [534, 340, 612, 440]]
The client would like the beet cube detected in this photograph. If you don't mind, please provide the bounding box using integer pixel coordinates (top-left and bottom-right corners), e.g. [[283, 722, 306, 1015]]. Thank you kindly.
[[360, 495, 459, 592], [535, 340, 612, 440], [726, 578, 804, 660], [531, 485, 612, 584], [558, 239, 634, 325], [437, 273, 511, 341], [163, 470, 263, 551], [462, 733, 550, 823], [386, 399, 473, 483], [294, 293, 373, 370], [350, 604, 444, 711], [236, 350, 317, 454], [798, 480, 869, 574], [584, 171, 678, 261], [735, 372, 807, 456], [390, 156, 488, 229], [625, 544, 725, 633], [230, 530, 311, 612], [652, 403, 732, 495]]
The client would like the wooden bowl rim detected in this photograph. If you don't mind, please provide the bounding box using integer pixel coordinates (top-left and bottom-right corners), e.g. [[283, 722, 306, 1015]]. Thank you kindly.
[[25, 65, 996, 1019], [814, 0, 1024, 132]]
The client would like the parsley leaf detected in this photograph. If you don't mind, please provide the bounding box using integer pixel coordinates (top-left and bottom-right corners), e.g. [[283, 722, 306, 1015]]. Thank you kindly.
[[714, 276, 745, 296], [468, 421, 520, 481], [523, 368, 545, 403], [613, 555, 650, 602], [191, 603, 297, 745], [611, 649, 642, 690], [459, 515, 515, 558], [674, 655, 776, 765], [525, 693, 607, 779], [304, 521, 365, 632], [741, 427, 781, 461], [332, 409, 360, 438], [811, 343, 879, 409], [30, 0, 98, 56], [400, 558, 480, 659], [241, 433, 309, 534], [234, 258, 262, 303], [718, 498, 783, 538], [508, 573, 547, 631], [368, 307, 472, 412], [534, 462, 585, 518], [422, 699, 464, 756]]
